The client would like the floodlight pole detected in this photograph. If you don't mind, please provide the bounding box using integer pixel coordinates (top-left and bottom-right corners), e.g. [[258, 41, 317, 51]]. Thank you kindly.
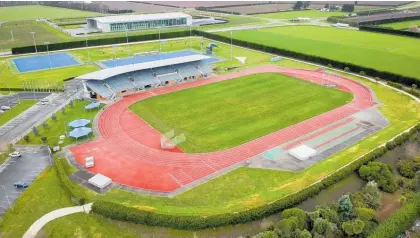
[[44, 42, 52, 70], [230, 31, 233, 60], [189, 26, 192, 50], [85, 33, 90, 62], [159, 28, 161, 52], [0, 185, 12, 210], [125, 25, 130, 56], [112, 44, 117, 60], [30, 32, 37, 53]]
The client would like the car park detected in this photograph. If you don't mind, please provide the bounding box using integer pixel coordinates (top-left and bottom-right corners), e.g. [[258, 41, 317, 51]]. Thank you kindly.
[[1, 106, 11, 110]]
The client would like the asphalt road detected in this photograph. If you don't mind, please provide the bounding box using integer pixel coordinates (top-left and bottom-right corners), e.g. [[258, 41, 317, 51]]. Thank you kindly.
[[0, 92, 51, 106], [0, 146, 51, 217]]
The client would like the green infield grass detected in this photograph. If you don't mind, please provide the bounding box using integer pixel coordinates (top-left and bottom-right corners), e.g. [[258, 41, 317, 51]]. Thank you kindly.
[[217, 26, 420, 80], [61, 24, 82, 29], [130, 72, 352, 152], [0, 100, 37, 127], [256, 9, 346, 19], [0, 21, 71, 51], [0, 5, 102, 21], [380, 19, 420, 29], [17, 100, 103, 147]]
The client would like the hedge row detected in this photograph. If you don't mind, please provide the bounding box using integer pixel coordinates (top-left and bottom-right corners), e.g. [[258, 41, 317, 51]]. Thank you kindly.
[[0, 87, 64, 92], [11, 30, 191, 54], [368, 193, 420, 238], [195, 30, 420, 87], [54, 157, 86, 205], [359, 25, 420, 38], [387, 81, 420, 98], [356, 8, 396, 16], [91, 123, 420, 229]]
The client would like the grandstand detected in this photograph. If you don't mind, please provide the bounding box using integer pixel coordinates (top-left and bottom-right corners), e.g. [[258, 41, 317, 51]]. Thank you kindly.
[[78, 54, 213, 100]]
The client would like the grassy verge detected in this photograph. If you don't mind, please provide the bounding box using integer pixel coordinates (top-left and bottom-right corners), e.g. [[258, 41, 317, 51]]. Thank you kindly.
[[380, 19, 420, 29], [255, 9, 346, 19], [0, 166, 135, 238], [17, 100, 103, 147], [130, 72, 352, 152], [0, 100, 37, 126]]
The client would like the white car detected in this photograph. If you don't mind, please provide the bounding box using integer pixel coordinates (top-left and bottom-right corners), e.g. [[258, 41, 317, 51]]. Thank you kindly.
[[0, 110, 4, 114], [38, 102, 48, 105], [9, 152, 21, 158], [40, 99, 49, 103], [1, 106, 10, 110]]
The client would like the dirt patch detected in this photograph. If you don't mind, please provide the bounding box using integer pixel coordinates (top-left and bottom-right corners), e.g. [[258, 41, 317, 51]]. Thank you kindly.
[[376, 191, 403, 222]]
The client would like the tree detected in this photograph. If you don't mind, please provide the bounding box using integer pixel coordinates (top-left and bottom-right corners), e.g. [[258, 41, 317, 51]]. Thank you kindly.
[[69, 100, 74, 108], [293, 1, 304, 10], [375, 77, 380, 83], [327, 63, 332, 68], [51, 113, 57, 121], [362, 181, 381, 209], [316, 204, 339, 224], [254, 230, 279, 238], [41, 137, 47, 144], [359, 71, 366, 76], [275, 217, 299, 237], [342, 4, 355, 12], [300, 229, 312, 238], [313, 218, 329, 235], [324, 3, 330, 9], [24, 135, 30, 143], [341, 219, 364, 236], [355, 207, 376, 221], [42, 121, 48, 129], [303, 1, 311, 9], [344, 66, 350, 72], [281, 208, 307, 230], [358, 161, 398, 193], [61, 107, 66, 114], [32, 126, 39, 136], [338, 195, 353, 219], [412, 84, 418, 90]]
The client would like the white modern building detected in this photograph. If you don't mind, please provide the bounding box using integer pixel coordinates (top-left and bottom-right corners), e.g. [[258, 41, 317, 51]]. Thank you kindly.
[[87, 12, 192, 32]]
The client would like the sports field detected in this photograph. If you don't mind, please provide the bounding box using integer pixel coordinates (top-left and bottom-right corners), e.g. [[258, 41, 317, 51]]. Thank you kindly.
[[380, 19, 420, 29], [217, 26, 420, 79], [0, 5, 102, 21], [256, 9, 346, 19], [130, 72, 352, 152], [0, 21, 71, 51]]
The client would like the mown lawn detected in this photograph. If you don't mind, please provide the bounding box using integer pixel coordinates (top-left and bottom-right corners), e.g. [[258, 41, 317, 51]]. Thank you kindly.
[[380, 19, 420, 29], [0, 5, 102, 21], [0, 100, 37, 127], [0, 166, 135, 238], [256, 9, 346, 19], [217, 26, 420, 80], [17, 100, 103, 147], [130, 72, 352, 152]]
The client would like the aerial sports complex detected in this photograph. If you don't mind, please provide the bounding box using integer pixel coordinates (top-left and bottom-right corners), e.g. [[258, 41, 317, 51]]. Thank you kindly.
[[64, 46, 389, 194]]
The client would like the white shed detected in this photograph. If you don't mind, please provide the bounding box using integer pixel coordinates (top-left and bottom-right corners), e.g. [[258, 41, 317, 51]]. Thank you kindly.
[[88, 174, 112, 189]]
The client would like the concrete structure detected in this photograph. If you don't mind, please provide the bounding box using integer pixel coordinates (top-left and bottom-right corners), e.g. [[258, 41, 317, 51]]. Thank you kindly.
[[87, 12, 192, 32], [88, 174, 112, 189], [288, 144, 317, 161]]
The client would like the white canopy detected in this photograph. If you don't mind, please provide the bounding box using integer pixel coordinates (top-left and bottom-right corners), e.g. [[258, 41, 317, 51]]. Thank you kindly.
[[88, 173, 112, 189], [288, 144, 317, 161]]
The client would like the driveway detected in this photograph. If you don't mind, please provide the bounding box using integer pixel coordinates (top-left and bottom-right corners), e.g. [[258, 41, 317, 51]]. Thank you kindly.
[[0, 146, 51, 217]]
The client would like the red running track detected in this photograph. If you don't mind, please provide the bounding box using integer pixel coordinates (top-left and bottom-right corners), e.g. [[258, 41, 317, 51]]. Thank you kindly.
[[70, 65, 376, 192]]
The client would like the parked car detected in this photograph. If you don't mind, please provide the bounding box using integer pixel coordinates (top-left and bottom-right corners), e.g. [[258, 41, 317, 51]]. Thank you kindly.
[[38, 102, 48, 105], [14, 181, 29, 188], [0, 110, 4, 114], [1, 106, 10, 110], [8, 151, 21, 158], [40, 99, 49, 103]]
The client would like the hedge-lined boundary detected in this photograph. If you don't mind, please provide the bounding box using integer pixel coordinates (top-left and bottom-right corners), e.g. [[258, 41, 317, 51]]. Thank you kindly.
[[11, 31, 191, 54], [368, 193, 420, 238], [387, 81, 420, 98], [55, 157, 86, 205], [195, 31, 420, 87], [92, 124, 420, 230], [0, 87, 64, 92], [359, 25, 420, 38]]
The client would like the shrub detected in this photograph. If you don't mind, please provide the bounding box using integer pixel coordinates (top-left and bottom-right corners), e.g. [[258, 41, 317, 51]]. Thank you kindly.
[[360, 71, 366, 76], [69, 100, 74, 108], [344, 67, 350, 72], [41, 137, 47, 144], [61, 107, 66, 114], [281, 208, 307, 230], [42, 122, 48, 128], [355, 207, 376, 221], [342, 219, 364, 236], [327, 64, 332, 68], [362, 181, 381, 209], [23, 135, 30, 143], [51, 113, 57, 121], [358, 162, 398, 193]]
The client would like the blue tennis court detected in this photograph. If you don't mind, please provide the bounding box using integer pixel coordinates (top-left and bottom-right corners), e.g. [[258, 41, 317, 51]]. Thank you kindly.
[[13, 53, 81, 73], [102, 50, 220, 68]]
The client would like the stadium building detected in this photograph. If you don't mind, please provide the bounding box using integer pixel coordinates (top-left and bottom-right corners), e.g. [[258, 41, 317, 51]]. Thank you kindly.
[[86, 13, 192, 32], [78, 52, 213, 100]]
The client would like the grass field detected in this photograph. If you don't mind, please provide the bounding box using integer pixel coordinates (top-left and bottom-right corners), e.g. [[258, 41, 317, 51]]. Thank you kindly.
[[130, 72, 352, 152], [0, 100, 37, 127], [256, 9, 346, 19], [217, 26, 420, 80], [17, 100, 103, 147], [0, 5, 102, 21], [380, 20, 420, 29], [0, 21, 71, 51]]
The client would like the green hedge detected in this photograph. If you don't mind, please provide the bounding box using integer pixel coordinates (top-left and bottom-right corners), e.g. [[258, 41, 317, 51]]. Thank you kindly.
[[360, 25, 420, 39], [11, 30, 191, 54], [91, 124, 420, 229], [368, 193, 420, 238], [54, 157, 85, 205], [195, 31, 420, 88], [387, 81, 420, 98]]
